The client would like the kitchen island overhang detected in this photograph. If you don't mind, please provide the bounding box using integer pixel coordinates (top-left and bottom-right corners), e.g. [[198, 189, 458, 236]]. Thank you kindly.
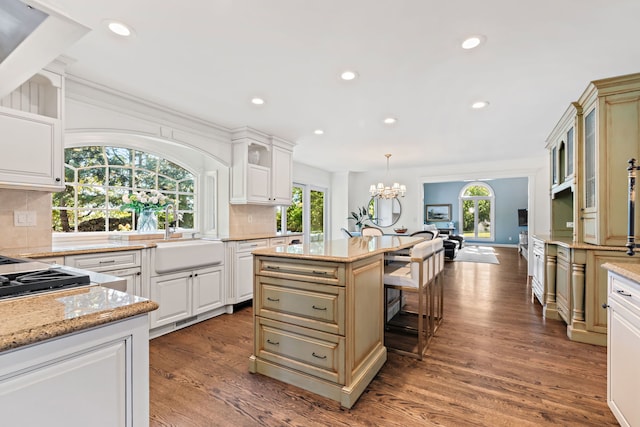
[[249, 236, 424, 408]]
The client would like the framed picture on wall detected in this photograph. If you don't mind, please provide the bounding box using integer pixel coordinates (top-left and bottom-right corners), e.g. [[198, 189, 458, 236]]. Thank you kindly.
[[426, 204, 452, 222]]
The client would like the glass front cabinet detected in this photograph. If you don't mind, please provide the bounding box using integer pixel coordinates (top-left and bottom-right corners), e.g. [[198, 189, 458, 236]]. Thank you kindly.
[[540, 72, 640, 347]]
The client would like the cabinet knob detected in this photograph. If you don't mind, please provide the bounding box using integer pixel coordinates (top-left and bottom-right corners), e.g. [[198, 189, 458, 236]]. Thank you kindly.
[[136, 271, 141, 276], [55, 177, 61, 182], [602, 303, 609, 309]]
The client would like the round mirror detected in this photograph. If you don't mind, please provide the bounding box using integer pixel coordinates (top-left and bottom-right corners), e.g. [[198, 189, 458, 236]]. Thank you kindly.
[[368, 197, 402, 227]]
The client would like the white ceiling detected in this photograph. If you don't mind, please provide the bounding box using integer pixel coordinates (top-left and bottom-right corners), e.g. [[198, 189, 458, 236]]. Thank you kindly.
[[42, 0, 640, 172]]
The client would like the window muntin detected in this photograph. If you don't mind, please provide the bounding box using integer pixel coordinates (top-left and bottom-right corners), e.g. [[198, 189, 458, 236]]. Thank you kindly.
[[53, 146, 196, 232]]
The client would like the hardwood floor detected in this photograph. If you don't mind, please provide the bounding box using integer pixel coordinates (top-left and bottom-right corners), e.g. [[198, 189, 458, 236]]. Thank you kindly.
[[149, 247, 618, 426]]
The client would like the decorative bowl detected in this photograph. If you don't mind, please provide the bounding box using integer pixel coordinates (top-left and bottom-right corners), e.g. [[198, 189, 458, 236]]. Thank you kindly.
[[394, 228, 408, 234]]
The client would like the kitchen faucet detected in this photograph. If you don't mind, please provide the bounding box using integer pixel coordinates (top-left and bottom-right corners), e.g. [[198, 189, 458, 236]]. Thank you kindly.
[[164, 203, 177, 240]]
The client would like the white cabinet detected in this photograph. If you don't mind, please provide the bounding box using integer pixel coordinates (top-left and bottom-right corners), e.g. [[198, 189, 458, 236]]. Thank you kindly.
[[0, 68, 65, 191], [606, 269, 640, 427], [65, 250, 142, 295], [149, 265, 224, 331], [0, 314, 150, 427], [227, 239, 269, 305], [230, 127, 294, 205]]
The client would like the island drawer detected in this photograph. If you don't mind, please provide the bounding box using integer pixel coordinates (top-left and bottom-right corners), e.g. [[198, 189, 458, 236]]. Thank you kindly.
[[556, 246, 570, 262], [255, 317, 345, 385], [256, 276, 345, 335], [257, 257, 344, 285], [65, 250, 141, 272]]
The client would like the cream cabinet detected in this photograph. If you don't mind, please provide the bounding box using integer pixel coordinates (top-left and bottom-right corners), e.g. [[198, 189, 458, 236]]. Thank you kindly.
[[546, 102, 581, 240], [577, 74, 640, 246], [149, 265, 224, 333], [555, 246, 571, 324], [230, 127, 294, 205], [0, 314, 150, 427], [606, 269, 640, 427], [0, 67, 65, 191], [250, 254, 386, 409]]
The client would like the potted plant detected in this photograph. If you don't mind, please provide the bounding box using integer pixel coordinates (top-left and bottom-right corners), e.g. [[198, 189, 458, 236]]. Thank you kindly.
[[348, 206, 369, 231]]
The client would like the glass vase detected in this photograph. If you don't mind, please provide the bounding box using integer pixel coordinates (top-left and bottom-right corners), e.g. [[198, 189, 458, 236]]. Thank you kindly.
[[137, 209, 158, 232]]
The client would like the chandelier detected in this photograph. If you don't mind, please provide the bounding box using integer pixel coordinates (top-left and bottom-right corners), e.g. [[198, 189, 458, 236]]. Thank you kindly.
[[369, 154, 406, 199]]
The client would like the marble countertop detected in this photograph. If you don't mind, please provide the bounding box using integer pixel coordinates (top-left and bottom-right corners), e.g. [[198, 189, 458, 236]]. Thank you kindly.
[[603, 262, 640, 283], [252, 236, 425, 262], [0, 286, 158, 352]]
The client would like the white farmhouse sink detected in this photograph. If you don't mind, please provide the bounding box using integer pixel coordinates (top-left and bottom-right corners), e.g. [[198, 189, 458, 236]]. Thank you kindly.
[[153, 239, 224, 274]]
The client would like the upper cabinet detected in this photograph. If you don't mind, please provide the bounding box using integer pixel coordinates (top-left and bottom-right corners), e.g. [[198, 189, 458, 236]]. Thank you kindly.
[[0, 62, 66, 191], [577, 73, 640, 246], [546, 102, 582, 239], [230, 127, 294, 205], [548, 73, 640, 246]]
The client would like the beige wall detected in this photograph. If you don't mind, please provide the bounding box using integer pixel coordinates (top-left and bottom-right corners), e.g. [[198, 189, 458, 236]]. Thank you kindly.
[[228, 204, 276, 236], [0, 189, 52, 250]]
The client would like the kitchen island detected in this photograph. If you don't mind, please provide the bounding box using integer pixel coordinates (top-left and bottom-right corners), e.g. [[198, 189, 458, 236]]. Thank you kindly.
[[249, 236, 423, 408]]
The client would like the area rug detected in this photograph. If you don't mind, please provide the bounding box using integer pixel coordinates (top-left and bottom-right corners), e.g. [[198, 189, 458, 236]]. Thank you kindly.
[[454, 245, 500, 264]]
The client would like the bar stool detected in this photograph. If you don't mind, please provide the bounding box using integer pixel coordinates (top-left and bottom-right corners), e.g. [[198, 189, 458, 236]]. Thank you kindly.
[[383, 238, 444, 359]]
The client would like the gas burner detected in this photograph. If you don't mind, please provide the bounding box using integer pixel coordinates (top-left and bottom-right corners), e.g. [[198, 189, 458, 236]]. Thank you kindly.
[[0, 268, 91, 299], [0, 255, 25, 265]]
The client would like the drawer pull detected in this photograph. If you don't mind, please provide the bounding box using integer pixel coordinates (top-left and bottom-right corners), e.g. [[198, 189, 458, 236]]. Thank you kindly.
[[312, 305, 327, 311], [99, 260, 116, 264], [266, 339, 279, 345], [312, 270, 328, 275], [266, 265, 281, 270], [267, 297, 280, 302], [312, 352, 327, 359], [616, 289, 632, 297]]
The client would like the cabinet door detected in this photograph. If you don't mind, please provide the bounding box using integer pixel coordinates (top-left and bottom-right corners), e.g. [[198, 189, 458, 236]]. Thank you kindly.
[[108, 267, 142, 295], [247, 164, 271, 203], [271, 146, 292, 205], [0, 108, 63, 190], [236, 251, 255, 303], [0, 340, 128, 427], [608, 300, 640, 427], [193, 266, 224, 315], [556, 257, 571, 324], [150, 273, 191, 328]]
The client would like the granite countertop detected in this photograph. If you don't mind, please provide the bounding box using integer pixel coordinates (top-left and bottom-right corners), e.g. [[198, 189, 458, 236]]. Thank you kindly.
[[5, 232, 303, 258], [603, 262, 640, 283], [221, 232, 303, 242], [0, 286, 158, 352], [531, 233, 636, 252], [252, 236, 425, 262]]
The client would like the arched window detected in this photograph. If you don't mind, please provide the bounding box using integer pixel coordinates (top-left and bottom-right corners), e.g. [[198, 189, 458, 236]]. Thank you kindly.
[[459, 182, 495, 241], [53, 146, 196, 232]]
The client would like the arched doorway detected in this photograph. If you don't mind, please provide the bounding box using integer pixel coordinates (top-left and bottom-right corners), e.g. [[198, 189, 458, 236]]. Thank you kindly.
[[459, 182, 495, 241]]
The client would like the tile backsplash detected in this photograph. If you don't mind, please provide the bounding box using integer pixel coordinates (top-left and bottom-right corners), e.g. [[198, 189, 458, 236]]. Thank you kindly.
[[229, 204, 276, 236], [0, 189, 52, 250]]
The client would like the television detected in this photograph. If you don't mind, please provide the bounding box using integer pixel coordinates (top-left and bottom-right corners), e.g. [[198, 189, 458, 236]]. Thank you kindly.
[[518, 209, 528, 227]]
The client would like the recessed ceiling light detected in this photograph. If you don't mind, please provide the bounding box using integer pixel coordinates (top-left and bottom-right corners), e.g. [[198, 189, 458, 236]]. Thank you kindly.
[[462, 35, 485, 50], [314, 129, 324, 135], [250, 97, 265, 105], [383, 117, 397, 125], [106, 20, 133, 37], [340, 70, 358, 81], [471, 101, 489, 109]]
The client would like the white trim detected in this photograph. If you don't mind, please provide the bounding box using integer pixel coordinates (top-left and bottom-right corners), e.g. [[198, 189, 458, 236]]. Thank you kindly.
[[459, 182, 496, 242]]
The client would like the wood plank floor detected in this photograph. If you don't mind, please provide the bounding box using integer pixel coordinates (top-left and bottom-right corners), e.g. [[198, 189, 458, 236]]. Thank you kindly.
[[149, 247, 618, 426]]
